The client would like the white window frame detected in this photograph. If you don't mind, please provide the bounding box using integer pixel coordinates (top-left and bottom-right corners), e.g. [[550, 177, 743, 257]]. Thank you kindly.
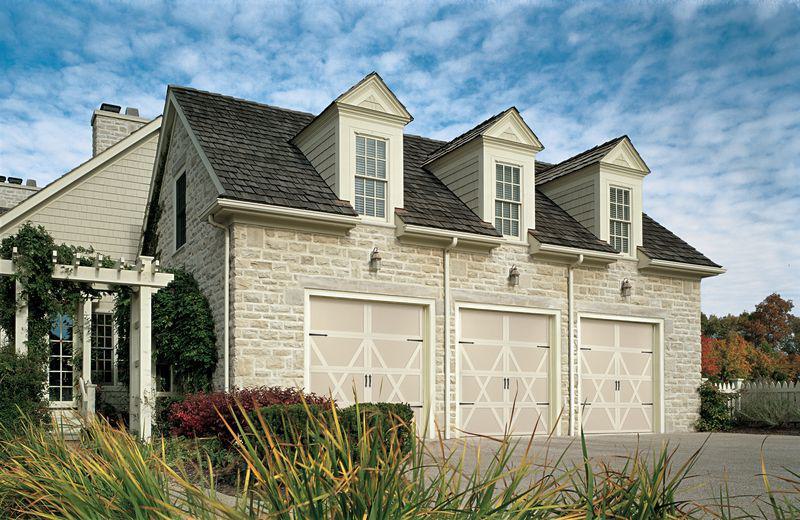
[[354, 134, 388, 220], [48, 314, 75, 408], [91, 312, 117, 387], [494, 162, 522, 238], [609, 185, 631, 254]]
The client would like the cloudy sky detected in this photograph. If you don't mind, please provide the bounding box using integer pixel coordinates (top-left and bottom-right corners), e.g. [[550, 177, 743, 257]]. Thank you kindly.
[[1, 1, 798, 315]]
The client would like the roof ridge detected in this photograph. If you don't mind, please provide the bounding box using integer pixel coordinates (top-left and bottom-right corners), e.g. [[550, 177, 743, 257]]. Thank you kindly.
[[547, 134, 627, 170], [169, 85, 318, 119]]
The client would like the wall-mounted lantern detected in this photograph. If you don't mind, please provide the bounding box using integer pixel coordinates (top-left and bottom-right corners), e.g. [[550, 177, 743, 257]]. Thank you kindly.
[[621, 278, 632, 297], [508, 265, 520, 286], [369, 247, 382, 272]]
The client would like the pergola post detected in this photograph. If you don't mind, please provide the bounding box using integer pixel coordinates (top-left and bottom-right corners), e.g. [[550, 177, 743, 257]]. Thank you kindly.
[[78, 299, 96, 419], [129, 285, 154, 440], [14, 280, 28, 355]]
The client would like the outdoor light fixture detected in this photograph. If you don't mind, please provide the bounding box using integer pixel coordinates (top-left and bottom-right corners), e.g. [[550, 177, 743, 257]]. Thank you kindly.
[[369, 247, 382, 272], [621, 278, 632, 297], [508, 265, 520, 286]]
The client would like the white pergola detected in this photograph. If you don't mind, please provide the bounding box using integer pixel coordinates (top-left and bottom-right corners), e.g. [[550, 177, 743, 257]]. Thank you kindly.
[[0, 250, 173, 439]]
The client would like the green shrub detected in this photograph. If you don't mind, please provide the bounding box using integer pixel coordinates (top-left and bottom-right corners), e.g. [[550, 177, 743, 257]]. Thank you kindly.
[[695, 381, 732, 431], [736, 392, 800, 428], [155, 395, 185, 437], [0, 349, 49, 436], [339, 402, 414, 457]]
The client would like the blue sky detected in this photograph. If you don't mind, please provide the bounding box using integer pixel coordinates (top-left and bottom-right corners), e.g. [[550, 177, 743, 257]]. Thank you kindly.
[[1, 1, 798, 315]]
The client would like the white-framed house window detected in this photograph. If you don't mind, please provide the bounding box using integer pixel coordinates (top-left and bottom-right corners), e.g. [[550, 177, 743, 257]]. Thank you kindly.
[[48, 314, 74, 404], [495, 163, 521, 237], [354, 135, 387, 218], [91, 312, 116, 386], [609, 186, 631, 254]]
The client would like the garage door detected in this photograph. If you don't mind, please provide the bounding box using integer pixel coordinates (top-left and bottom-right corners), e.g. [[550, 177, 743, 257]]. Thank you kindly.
[[580, 318, 654, 433], [459, 308, 551, 435], [308, 297, 425, 420]]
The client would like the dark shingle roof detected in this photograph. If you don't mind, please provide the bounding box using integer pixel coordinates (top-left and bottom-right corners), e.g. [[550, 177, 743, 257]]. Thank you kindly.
[[641, 214, 721, 267], [424, 108, 513, 164], [400, 134, 501, 236], [0, 208, 8, 216], [531, 191, 618, 253], [171, 87, 357, 216], [536, 136, 626, 185]]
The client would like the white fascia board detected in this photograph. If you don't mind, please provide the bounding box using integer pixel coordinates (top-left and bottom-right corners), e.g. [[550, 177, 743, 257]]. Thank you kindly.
[[528, 234, 619, 265], [637, 251, 726, 278], [395, 216, 504, 253], [203, 198, 359, 236], [0, 117, 162, 232]]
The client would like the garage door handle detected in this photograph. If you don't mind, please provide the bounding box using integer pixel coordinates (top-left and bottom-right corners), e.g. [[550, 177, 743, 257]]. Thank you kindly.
[[309, 333, 327, 337], [459, 341, 474, 344], [580, 347, 592, 351], [536, 345, 550, 349], [406, 338, 424, 342], [459, 402, 475, 406]]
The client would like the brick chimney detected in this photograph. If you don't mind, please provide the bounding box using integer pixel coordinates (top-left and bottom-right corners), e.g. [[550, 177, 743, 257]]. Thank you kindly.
[[91, 103, 149, 156]]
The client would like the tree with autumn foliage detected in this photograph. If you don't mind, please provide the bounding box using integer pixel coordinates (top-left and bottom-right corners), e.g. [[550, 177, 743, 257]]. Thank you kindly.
[[701, 334, 750, 382]]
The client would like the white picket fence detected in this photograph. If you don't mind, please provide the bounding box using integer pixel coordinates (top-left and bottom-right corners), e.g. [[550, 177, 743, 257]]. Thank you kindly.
[[712, 379, 800, 415]]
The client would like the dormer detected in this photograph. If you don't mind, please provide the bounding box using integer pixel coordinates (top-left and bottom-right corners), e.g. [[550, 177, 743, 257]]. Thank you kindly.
[[423, 108, 543, 241], [537, 136, 650, 259], [294, 73, 412, 223]]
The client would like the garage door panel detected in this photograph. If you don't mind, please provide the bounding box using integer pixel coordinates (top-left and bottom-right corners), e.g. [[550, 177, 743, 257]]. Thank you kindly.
[[508, 346, 547, 373], [508, 313, 548, 344], [371, 302, 422, 336], [461, 406, 505, 435], [619, 407, 652, 432], [619, 352, 651, 377], [619, 322, 654, 349], [460, 309, 503, 341], [461, 344, 502, 372], [509, 406, 548, 433], [619, 379, 652, 404], [311, 298, 364, 332], [581, 350, 615, 377], [582, 405, 616, 433], [582, 319, 615, 347], [372, 373, 422, 404], [310, 371, 364, 403], [371, 339, 421, 370], [460, 375, 505, 403], [509, 376, 547, 405], [310, 337, 365, 368], [582, 378, 616, 404]]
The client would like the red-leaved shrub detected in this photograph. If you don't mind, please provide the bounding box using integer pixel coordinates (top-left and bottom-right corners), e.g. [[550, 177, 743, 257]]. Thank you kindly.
[[167, 386, 331, 443]]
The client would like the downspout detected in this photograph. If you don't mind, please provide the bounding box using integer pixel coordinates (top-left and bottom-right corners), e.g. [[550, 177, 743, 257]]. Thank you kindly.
[[207, 213, 231, 392], [568, 254, 584, 436], [443, 237, 458, 439]]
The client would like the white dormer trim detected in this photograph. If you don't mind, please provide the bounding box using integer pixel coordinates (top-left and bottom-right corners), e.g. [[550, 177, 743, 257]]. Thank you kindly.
[[482, 109, 543, 152], [334, 72, 413, 124], [600, 137, 650, 175]]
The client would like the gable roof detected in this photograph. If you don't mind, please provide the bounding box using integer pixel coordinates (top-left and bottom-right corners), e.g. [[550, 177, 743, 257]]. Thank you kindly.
[[535, 135, 626, 185], [531, 190, 618, 253], [0, 116, 162, 231], [640, 213, 720, 267], [170, 86, 357, 217], [424, 109, 513, 164], [334, 71, 413, 122]]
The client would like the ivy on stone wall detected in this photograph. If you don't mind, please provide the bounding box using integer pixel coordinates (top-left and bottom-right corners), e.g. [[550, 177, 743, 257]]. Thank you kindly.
[[114, 269, 217, 393]]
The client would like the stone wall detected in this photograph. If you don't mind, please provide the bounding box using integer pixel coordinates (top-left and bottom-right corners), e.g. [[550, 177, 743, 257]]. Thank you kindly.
[[0, 180, 39, 211], [153, 118, 228, 390], [228, 222, 702, 434], [92, 110, 149, 156]]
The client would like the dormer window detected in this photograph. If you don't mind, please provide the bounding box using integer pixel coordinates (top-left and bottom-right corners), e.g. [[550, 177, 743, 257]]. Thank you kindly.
[[495, 163, 521, 237], [609, 186, 631, 254], [355, 135, 387, 218]]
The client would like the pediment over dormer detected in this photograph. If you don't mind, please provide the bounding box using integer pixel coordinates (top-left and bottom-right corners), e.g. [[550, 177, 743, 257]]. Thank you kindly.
[[335, 72, 413, 123], [600, 137, 650, 174], [482, 109, 544, 151]]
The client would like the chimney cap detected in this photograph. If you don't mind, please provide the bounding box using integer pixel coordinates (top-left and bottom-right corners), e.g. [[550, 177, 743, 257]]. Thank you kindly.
[[99, 103, 121, 113], [25, 179, 37, 187], [8, 177, 23, 185], [125, 107, 140, 117]]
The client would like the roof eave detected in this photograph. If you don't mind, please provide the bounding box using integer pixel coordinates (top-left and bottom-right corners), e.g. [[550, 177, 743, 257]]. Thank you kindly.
[[528, 234, 619, 266], [637, 250, 725, 279], [395, 215, 504, 253]]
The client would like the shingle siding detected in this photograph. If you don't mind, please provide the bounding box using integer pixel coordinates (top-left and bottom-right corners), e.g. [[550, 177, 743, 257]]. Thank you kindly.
[[429, 147, 481, 215], [542, 174, 596, 234]]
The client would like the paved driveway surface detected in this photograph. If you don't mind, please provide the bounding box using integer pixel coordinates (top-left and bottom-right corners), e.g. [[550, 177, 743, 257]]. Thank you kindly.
[[440, 432, 799, 514]]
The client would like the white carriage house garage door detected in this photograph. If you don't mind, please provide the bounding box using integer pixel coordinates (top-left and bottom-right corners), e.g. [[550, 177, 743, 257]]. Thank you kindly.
[[307, 296, 428, 426], [580, 318, 656, 433], [458, 307, 555, 436]]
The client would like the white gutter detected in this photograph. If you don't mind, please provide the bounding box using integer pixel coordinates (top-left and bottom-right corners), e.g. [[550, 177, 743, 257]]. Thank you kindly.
[[207, 214, 231, 392], [567, 253, 584, 436], [443, 237, 458, 439]]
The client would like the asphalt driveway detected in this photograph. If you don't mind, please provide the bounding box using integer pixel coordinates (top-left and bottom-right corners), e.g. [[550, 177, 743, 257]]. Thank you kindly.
[[440, 432, 800, 513]]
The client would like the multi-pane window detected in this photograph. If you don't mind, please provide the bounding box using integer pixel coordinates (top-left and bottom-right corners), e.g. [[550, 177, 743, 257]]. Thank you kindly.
[[609, 186, 631, 254], [49, 314, 74, 403], [175, 172, 187, 249], [91, 313, 115, 386], [355, 135, 387, 218], [156, 362, 178, 394], [495, 163, 521, 237]]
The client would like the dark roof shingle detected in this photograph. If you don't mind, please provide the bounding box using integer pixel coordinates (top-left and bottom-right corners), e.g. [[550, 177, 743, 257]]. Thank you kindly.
[[531, 190, 618, 253], [641, 214, 721, 267], [424, 109, 512, 164], [536, 136, 626, 185]]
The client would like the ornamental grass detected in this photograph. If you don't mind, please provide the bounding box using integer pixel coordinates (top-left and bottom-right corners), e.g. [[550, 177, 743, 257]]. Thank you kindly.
[[0, 402, 798, 519]]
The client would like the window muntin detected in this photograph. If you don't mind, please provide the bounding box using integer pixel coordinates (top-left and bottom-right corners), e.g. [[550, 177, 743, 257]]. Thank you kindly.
[[355, 135, 387, 218], [495, 163, 522, 237], [49, 314, 74, 403], [609, 186, 631, 254], [91, 313, 115, 386], [175, 173, 187, 249]]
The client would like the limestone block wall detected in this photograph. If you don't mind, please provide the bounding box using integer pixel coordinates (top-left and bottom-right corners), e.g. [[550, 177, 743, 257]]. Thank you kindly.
[[153, 119, 227, 390], [0, 181, 39, 211], [92, 111, 149, 156]]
